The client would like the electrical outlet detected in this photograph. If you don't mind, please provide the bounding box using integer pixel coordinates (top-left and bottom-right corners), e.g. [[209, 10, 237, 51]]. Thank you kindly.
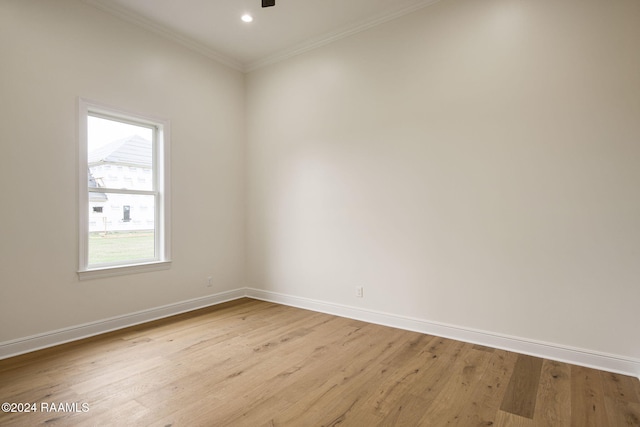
[[207, 276, 213, 287], [356, 286, 364, 298]]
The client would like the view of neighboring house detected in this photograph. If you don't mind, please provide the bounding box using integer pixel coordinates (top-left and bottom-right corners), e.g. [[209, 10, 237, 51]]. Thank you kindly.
[[88, 135, 154, 234]]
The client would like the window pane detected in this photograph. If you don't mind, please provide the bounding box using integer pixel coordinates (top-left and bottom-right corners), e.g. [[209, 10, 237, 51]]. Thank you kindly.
[[88, 116, 154, 191], [88, 194, 156, 266]]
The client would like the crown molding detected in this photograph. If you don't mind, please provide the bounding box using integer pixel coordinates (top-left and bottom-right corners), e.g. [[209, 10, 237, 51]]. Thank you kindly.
[[82, 0, 244, 71], [83, 0, 441, 73], [245, 0, 442, 72]]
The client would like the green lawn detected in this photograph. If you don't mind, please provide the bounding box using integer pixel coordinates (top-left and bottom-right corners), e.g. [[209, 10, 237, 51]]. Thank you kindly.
[[88, 231, 155, 265]]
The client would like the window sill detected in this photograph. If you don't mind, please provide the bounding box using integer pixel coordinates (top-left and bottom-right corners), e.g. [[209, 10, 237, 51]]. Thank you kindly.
[[78, 260, 171, 281]]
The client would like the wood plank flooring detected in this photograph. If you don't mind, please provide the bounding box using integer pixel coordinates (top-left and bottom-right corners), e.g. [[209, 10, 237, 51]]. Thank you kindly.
[[1, 298, 639, 426]]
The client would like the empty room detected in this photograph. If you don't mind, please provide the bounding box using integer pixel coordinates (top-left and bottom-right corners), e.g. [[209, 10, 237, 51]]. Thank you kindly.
[[1, 0, 639, 425]]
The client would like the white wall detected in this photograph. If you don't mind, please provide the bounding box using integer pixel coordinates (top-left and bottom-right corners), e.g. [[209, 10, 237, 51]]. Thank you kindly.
[[0, 0, 245, 341], [1, 0, 638, 370], [246, 0, 640, 361]]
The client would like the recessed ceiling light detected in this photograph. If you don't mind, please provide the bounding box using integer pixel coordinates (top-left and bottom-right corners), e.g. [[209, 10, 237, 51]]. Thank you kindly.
[[241, 14, 253, 23]]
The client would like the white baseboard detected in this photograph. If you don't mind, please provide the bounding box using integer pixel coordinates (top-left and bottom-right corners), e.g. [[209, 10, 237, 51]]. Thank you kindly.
[[2, 286, 639, 379], [0, 288, 245, 360], [245, 288, 640, 378]]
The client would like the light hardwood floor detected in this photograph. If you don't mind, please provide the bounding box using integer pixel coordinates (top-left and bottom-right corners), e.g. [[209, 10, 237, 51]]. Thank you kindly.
[[1, 298, 639, 426]]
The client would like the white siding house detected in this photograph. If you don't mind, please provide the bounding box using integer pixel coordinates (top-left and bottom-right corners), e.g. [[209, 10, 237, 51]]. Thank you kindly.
[[88, 135, 155, 233]]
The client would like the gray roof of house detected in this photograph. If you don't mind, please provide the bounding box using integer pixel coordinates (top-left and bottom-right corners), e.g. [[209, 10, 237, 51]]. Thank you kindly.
[[88, 135, 152, 168]]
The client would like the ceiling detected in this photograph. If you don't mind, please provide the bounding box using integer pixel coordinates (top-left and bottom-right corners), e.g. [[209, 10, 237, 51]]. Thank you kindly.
[[85, 0, 441, 71]]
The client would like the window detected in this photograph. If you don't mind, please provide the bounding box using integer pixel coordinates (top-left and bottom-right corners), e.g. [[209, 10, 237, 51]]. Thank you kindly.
[[78, 99, 171, 279], [123, 205, 131, 222]]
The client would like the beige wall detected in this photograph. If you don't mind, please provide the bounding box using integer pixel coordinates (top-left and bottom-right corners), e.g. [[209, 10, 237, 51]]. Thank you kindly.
[[0, 0, 245, 340], [246, 0, 640, 359]]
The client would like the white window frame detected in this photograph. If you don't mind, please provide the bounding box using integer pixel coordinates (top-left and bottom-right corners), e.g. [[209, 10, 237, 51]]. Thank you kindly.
[[78, 98, 171, 280]]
